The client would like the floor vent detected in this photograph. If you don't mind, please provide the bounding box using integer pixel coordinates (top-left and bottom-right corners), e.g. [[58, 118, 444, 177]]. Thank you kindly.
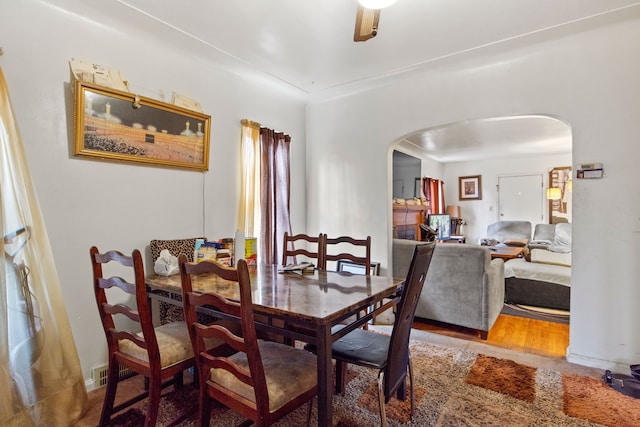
[[92, 365, 134, 388]]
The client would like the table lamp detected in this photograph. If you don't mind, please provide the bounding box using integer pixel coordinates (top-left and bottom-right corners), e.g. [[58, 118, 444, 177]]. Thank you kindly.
[[446, 205, 461, 235]]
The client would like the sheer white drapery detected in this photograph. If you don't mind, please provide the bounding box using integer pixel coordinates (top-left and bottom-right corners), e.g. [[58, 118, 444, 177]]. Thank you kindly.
[[238, 119, 261, 239], [0, 67, 87, 426]]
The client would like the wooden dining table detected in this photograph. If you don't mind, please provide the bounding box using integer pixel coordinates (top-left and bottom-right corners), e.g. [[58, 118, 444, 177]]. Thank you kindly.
[[146, 263, 403, 427]]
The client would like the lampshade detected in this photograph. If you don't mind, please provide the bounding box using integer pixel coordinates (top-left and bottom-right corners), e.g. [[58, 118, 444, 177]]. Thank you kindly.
[[546, 187, 562, 200], [358, 0, 397, 9], [446, 205, 461, 218]]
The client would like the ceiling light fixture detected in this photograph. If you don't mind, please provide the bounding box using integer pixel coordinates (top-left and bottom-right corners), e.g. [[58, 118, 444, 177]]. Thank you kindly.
[[354, 4, 380, 42], [358, 0, 397, 9], [354, 0, 398, 42]]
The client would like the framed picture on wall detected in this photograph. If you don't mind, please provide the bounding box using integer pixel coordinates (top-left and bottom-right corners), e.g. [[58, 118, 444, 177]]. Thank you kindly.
[[459, 175, 482, 200], [73, 80, 211, 171]]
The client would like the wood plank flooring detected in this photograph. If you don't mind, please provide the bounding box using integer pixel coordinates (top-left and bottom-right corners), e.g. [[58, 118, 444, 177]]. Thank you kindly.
[[413, 313, 569, 358]]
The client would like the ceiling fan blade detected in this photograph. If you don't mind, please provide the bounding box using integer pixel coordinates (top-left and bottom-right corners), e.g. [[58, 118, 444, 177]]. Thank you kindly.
[[354, 4, 381, 42]]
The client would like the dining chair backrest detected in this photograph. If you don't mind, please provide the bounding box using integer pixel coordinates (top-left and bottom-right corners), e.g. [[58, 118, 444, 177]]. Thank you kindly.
[[322, 234, 371, 275], [384, 242, 435, 400], [282, 232, 324, 266], [179, 255, 318, 426], [91, 247, 157, 365], [91, 246, 196, 427]]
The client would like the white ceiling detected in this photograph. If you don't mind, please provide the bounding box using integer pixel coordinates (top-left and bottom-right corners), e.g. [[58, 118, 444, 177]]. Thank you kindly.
[[95, 0, 640, 160], [400, 114, 572, 162]]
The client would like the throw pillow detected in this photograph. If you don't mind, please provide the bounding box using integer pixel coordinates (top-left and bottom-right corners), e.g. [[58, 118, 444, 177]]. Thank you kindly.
[[503, 238, 529, 247]]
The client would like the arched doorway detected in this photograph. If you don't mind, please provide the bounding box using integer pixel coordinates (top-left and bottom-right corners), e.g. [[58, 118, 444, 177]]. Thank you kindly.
[[389, 114, 572, 356]]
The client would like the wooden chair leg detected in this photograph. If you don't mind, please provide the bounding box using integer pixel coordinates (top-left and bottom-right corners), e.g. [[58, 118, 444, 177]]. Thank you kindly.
[[145, 377, 161, 427], [199, 390, 212, 427], [335, 360, 348, 394], [173, 371, 184, 390], [98, 361, 120, 427]]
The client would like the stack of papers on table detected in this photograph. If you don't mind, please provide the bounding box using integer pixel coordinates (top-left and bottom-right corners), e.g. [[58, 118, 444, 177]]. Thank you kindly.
[[279, 262, 315, 274]]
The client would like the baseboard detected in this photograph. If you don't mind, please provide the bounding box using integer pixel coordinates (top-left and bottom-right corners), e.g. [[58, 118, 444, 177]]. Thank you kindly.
[[85, 378, 97, 392], [566, 346, 628, 373]]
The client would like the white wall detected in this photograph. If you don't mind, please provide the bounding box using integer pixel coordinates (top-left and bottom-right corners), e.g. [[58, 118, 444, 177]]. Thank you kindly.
[[0, 0, 307, 386], [3, 0, 640, 384], [308, 13, 640, 371]]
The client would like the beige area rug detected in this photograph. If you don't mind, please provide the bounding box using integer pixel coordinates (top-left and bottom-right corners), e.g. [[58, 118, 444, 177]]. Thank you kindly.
[[106, 334, 640, 427]]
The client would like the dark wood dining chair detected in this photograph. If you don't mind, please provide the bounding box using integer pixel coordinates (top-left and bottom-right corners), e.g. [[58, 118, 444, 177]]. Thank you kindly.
[[179, 255, 318, 427], [327, 242, 435, 427], [321, 234, 371, 274], [282, 232, 324, 267], [321, 234, 374, 328], [90, 246, 202, 427]]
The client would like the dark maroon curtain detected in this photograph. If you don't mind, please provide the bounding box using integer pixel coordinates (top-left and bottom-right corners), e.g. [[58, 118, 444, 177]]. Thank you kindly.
[[422, 177, 445, 214], [259, 128, 292, 265]]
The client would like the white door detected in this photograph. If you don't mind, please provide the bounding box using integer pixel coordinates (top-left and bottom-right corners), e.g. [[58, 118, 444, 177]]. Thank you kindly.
[[497, 174, 544, 225]]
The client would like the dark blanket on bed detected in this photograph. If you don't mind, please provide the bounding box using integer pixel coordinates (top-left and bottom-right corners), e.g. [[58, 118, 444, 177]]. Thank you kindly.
[[504, 277, 570, 311]]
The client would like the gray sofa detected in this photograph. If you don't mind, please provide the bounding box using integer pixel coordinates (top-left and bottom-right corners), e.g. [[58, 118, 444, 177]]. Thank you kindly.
[[393, 239, 505, 339]]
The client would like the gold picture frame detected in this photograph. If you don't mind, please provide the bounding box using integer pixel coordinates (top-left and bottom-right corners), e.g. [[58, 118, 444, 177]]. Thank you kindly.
[[458, 175, 482, 200], [73, 81, 211, 171]]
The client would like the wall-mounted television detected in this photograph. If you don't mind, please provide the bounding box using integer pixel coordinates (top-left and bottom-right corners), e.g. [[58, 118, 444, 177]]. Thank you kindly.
[[427, 214, 451, 240]]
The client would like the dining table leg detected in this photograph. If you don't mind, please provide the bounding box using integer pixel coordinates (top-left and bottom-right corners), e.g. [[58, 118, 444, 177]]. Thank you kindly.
[[316, 324, 332, 427]]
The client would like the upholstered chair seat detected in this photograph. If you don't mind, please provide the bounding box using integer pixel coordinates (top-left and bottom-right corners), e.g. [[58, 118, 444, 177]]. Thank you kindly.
[[209, 340, 317, 412], [120, 320, 238, 368]]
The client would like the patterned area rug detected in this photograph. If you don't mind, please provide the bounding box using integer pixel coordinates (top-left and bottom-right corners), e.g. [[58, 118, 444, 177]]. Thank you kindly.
[[109, 340, 639, 427]]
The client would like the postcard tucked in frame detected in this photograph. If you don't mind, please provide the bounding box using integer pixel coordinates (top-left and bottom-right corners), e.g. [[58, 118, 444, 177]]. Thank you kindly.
[[74, 81, 211, 171]]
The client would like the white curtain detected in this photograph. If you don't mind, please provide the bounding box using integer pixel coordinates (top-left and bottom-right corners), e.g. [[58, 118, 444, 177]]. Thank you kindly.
[[237, 119, 261, 239], [0, 67, 88, 426]]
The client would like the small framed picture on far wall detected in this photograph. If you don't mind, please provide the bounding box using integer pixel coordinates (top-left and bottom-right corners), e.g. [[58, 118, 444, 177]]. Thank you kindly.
[[459, 175, 482, 200]]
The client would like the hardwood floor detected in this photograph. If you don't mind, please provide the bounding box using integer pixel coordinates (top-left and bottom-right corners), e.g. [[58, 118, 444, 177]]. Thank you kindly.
[[413, 313, 569, 358]]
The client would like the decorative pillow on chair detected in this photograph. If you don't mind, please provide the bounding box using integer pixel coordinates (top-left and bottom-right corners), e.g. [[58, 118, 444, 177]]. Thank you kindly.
[[150, 237, 207, 263]]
